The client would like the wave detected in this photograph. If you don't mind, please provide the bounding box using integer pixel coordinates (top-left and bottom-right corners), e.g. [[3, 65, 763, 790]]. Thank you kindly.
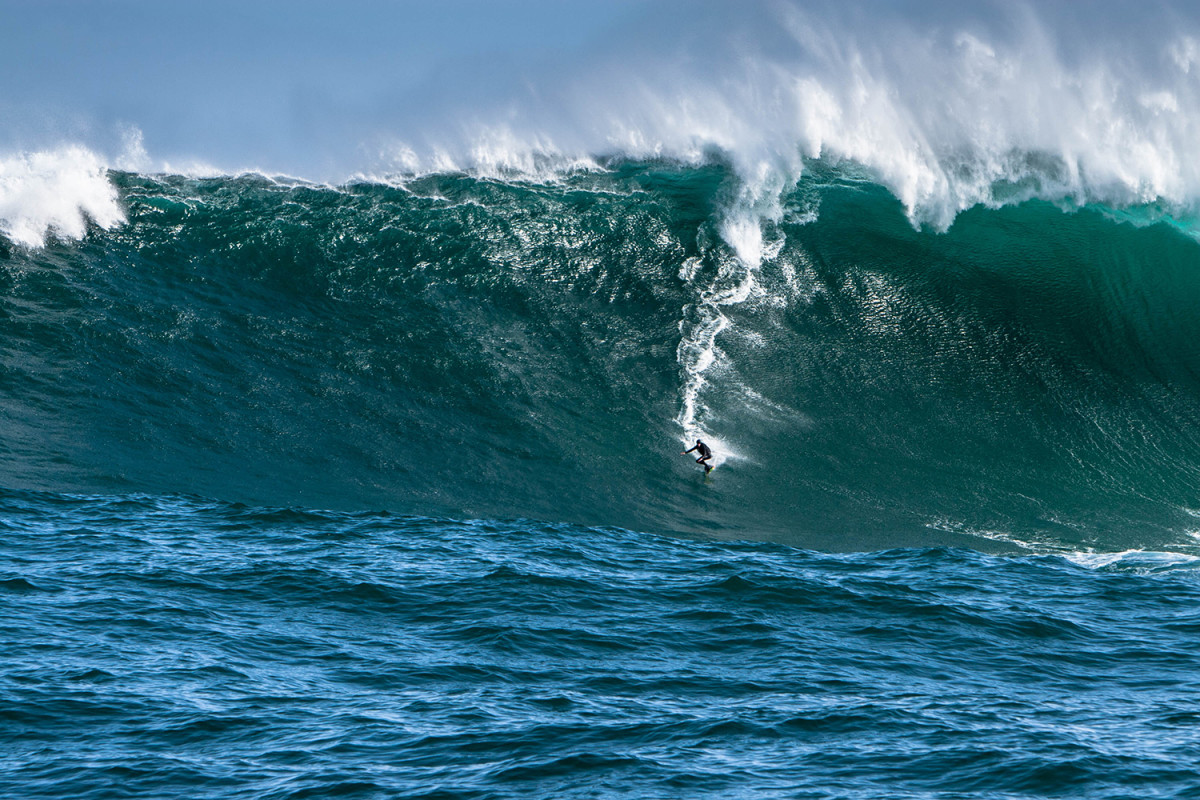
[[11, 2, 1200, 245], [1, 160, 1199, 555]]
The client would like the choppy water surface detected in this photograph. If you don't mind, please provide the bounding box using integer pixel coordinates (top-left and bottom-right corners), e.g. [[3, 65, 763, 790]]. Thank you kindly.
[[3, 491, 1200, 799]]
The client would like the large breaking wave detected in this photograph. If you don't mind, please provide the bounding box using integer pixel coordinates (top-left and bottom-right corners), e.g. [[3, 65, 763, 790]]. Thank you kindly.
[[1, 160, 1199, 554]]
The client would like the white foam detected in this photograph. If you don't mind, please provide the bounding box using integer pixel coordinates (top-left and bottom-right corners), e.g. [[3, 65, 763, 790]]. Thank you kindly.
[[11, 1, 1200, 239], [673, 215, 778, 456], [0, 146, 124, 248], [927, 519, 1053, 552], [926, 520, 1200, 570], [368, 128, 604, 186], [351, 2, 1200, 241], [1064, 550, 1200, 571]]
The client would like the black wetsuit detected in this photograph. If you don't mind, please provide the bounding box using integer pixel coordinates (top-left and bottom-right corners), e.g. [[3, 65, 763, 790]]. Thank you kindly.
[[685, 441, 713, 472]]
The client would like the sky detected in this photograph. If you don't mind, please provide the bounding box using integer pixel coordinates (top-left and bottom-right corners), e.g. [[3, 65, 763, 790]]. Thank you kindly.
[[0, 0, 651, 175]]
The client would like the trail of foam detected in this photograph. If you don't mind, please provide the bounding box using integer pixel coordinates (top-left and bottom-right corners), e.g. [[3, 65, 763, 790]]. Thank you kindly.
[[673, 200, 789, 465], [1064, 550, 1200, 572], [0, 146, 124, 248]]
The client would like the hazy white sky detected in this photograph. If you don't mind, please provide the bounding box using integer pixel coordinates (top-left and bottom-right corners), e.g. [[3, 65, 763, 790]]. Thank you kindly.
[[0, 0, 651, 172]]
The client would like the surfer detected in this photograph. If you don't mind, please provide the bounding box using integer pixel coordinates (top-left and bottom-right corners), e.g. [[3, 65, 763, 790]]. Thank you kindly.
[[682, 439, 713, 474]]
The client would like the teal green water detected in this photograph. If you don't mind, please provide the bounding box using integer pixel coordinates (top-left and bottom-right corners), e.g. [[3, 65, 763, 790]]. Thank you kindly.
[[3, 162, 1199, 551]]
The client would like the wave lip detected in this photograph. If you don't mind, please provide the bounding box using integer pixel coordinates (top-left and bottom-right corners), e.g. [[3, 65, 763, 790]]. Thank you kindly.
[[0, 146, 125, 248], [12, 1, 1200, 250]]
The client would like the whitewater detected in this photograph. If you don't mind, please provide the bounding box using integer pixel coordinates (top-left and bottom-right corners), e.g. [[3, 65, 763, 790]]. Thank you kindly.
[[5, 1, 1200, 798]]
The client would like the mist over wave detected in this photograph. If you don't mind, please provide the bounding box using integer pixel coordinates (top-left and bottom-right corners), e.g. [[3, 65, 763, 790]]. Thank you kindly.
[[9, 0, 1200, 246], [380, 0, 1200, 234]]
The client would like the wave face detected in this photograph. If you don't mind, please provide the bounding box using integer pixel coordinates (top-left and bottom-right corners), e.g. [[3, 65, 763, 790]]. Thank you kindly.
[[4, 490, 1200, 800], [2, 162, 1200, 552]]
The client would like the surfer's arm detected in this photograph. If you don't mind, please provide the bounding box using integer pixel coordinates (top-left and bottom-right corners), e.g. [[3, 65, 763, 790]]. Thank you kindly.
[[682, 445, 697, 454]]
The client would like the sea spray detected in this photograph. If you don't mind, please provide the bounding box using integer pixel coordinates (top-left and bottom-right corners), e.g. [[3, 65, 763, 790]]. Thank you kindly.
[[0, 146, 124, 248], [11, 3, 1200, 230]]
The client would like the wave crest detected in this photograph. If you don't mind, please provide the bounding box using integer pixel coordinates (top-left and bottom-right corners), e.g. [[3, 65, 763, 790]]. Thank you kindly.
[[0, 146, 124, 248]]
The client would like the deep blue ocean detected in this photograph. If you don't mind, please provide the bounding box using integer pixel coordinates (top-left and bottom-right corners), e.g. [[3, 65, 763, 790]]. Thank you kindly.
[[7, 2, 1200, 795], [3, 487, 1200, 800]]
